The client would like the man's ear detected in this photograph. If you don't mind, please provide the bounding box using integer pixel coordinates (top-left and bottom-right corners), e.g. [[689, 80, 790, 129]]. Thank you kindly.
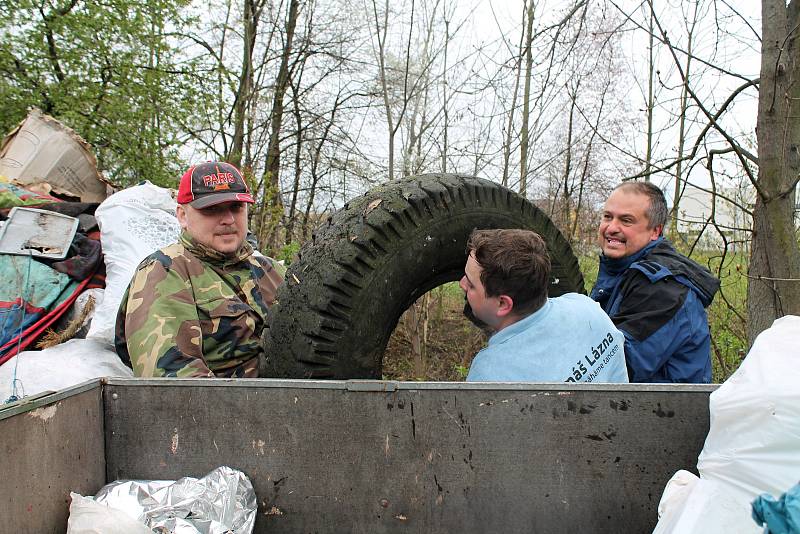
[[650, 224, 663, 240], [176, 205, 189, 230], [496, 295, 514, 317]]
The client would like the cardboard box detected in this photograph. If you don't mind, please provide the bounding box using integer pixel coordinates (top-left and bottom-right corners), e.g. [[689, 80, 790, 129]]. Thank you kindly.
[[0, 108, 112, 203]]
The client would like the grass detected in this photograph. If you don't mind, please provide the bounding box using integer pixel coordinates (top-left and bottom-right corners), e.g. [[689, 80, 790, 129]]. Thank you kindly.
[[701, 251, 748, 382]]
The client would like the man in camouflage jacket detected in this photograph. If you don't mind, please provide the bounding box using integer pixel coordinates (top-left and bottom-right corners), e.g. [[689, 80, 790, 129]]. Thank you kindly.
[[115, 161, 283, 378]]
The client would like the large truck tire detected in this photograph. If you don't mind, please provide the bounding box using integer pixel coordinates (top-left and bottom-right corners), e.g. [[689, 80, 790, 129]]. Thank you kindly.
[[262, 174, 585, 379]]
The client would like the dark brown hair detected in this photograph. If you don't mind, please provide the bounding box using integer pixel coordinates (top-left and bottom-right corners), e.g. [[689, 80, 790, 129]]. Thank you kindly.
[[467, 229, 551, 316]]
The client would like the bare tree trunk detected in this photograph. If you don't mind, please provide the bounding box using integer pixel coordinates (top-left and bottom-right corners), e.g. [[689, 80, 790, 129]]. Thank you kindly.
[[441, 16, 449, 173], [747, 0, 800, 341], [501, 2, 526, 188], [561, 86, 577, 231], [285, 80, 303, 244], [228, 0, 261, 167], [371, 0, 395, 180], [302, 93, 344, 240], [408, 293, 429, 378], [519, 0, 535, 196], [257, 0, 300, 250], [644, 3, 654, 180], [570, 74, 607, 243], [371, 0, 417, 181], [570, 137, 591, 243], [669, 1, 698, 239]]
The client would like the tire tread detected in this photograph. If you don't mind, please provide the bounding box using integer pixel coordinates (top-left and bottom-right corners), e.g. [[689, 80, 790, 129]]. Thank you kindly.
[[264, 173, 585, 379]]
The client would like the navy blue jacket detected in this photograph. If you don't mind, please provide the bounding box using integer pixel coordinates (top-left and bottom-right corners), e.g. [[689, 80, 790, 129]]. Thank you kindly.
[[590, 238, 720, 383]]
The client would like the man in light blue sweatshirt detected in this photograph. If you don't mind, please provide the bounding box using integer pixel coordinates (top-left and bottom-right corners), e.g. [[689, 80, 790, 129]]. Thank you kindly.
[[461, 229, 628, 383]]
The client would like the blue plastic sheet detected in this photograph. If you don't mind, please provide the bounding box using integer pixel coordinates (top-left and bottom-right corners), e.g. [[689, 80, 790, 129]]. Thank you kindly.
[[752, 482, 800, 534], [0, 254, 76, 354]]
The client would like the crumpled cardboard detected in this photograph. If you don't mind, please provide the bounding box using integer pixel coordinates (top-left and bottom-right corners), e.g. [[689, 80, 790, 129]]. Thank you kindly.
[[0, 108, 112, 203]]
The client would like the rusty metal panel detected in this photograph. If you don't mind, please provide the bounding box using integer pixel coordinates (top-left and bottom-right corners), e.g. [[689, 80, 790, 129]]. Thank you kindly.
[[104, 380, 715, 534], [0, 382, 105, 534]]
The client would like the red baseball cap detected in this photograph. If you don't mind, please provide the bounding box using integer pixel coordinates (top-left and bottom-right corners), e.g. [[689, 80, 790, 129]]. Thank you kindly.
[[177, 161, 255, 208]]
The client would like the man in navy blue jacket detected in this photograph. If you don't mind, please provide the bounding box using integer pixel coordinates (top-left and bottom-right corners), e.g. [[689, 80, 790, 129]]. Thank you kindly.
[[591, 182, 720, 383]]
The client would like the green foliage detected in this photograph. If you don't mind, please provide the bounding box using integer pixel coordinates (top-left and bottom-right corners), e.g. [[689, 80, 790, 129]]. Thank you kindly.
[[252, 176, 285, 254], [579, 255, 599, 293], [701, 251, 748, 382], [435, 281, 466, 298], [453, 364, 469, 379], [275, 241, 301, 266], [0, 0, 203, 187]]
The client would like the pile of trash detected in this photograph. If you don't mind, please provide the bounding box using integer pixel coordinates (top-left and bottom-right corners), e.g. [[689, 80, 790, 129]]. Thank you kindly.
[[0, 108, 182, 402]]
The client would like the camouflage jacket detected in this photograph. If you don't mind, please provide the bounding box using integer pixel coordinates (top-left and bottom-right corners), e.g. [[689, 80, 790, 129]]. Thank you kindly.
[[115, 232, 283, 378]]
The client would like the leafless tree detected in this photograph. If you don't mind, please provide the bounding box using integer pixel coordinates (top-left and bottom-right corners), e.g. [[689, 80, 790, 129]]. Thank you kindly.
[[748, 0, 800, 340], [615, 0, 797, 346]]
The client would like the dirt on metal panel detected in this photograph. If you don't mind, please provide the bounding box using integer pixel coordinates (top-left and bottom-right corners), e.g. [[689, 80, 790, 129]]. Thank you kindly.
[[103, 382, 712, 534], [0, 387, 105, 533]]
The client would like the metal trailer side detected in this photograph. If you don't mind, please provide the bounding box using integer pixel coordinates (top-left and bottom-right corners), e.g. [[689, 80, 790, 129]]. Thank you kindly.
[[1, 381, 105, 534], [1, 379, 715, 533]]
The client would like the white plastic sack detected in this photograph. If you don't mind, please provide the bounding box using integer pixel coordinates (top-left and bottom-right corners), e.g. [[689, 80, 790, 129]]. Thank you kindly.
[[86, 181, 180, 345], [653, 315, 800, 534], [66, 492, 151, 534], [0, 338, 132, 402], [697, 315, 800, 499], [654, 470, 759, 534]]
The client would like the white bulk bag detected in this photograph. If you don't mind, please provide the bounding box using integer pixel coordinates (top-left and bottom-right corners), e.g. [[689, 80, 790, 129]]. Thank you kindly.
[[86, 181, 180, 345], [653, 315, 800, 534]]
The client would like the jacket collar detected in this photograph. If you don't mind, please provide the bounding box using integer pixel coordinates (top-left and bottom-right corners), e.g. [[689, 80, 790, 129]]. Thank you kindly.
[[598, 237, 719, 305], [179, 231, 254, 267], [599, 237, 663, 275]]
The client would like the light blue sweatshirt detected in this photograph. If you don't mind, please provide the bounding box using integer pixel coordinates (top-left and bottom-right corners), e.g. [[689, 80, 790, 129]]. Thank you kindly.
[[466, 293, 629, 383]]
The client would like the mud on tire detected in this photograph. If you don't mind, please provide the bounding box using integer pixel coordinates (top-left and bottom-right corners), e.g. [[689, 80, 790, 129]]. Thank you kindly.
[[262, 174, 585, 379]]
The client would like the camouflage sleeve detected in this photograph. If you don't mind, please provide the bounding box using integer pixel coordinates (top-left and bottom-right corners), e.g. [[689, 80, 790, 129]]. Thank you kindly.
[[121, 258, 213, 378]]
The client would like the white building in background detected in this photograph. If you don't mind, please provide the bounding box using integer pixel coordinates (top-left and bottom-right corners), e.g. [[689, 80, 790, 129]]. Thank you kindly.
[[673, 183, 753, 252]]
